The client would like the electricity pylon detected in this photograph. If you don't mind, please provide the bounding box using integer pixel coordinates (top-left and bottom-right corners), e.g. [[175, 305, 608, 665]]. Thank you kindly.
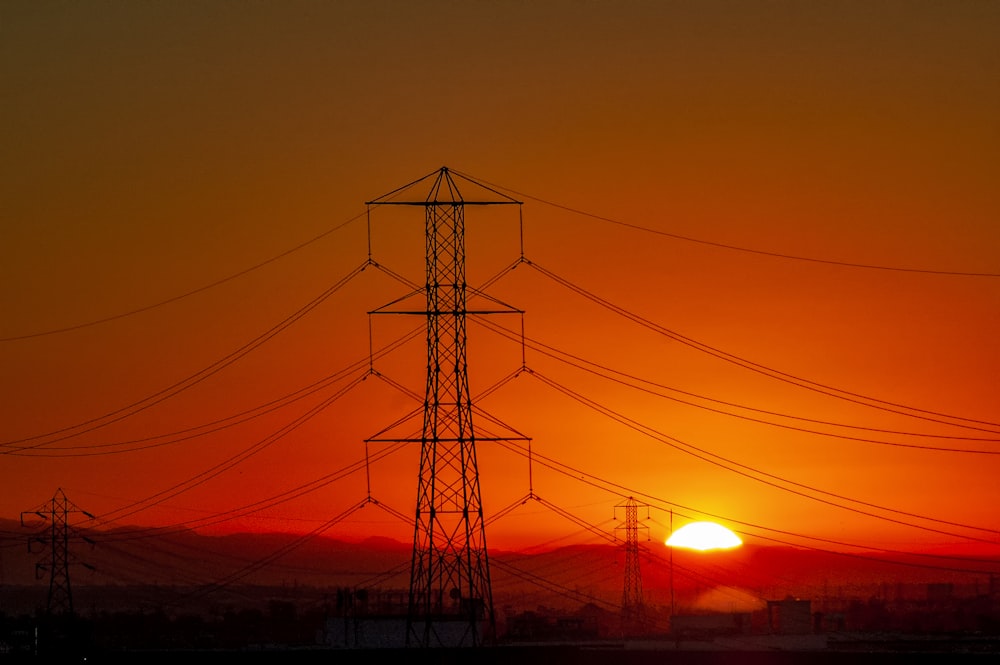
[[365, 167, 523, 647], [21, 488, 95, 616], [615, 496, 649, 635]]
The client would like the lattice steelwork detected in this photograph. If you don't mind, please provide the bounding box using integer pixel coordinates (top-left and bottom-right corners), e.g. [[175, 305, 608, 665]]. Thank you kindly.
[[365, 167, 521, 647], [21, 488, 93, 616], [47, 489, 73, 615], [616, 496, 649, 634]]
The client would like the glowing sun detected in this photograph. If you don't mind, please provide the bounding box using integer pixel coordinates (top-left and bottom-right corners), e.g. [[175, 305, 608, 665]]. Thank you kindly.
[[666, 521, 742, 551]]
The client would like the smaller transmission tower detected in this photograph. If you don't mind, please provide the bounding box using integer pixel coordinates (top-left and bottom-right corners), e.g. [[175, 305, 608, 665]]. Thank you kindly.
[[21, 488, 94, 616], [615, 496, 649, 635]]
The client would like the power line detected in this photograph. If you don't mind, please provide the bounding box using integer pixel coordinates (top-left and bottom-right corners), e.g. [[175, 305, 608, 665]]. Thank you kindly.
[[474, 453, 999, 603], [94, 373, 370, 526], [2, 260, 370, 450], [495, 440, 1000, 574], [3, 325, 423, 457], [1, 211, 368, 342], [167, 500, 372, 607], [89, 440, 408, 543], [526, 259, 1000, 433], [491, 559, 621, 615], [527, 369, 1000, 543], [452, 169, 1000, 278], [473, 316, 1000, 452]]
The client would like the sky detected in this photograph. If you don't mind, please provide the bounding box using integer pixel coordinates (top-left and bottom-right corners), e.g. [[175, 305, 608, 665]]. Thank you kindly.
[[2, 0, 999, 563]]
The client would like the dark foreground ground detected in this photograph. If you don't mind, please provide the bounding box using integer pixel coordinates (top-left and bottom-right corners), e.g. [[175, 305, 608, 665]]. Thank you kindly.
[[12, 641, 1000, 664]]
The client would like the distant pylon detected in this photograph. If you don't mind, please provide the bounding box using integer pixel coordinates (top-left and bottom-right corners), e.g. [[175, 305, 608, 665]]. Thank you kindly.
[[20, 488, 95, 616], [615, 496, 649, 634], [365, 167, 522, 647]]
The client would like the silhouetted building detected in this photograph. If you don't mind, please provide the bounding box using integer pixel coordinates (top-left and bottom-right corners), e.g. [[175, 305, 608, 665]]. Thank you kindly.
[[504, 607, 602, 642], [671, 612, 751, 639], [766, 598, 812, 634], [927, 583, 953, 603]]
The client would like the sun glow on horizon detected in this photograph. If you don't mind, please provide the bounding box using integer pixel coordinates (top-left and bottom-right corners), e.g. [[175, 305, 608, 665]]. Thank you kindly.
[[666, 521, 743, 551]]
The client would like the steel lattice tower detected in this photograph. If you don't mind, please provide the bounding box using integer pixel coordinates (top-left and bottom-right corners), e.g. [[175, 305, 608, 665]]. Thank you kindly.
[[46, 489, 73, 615], [366, 167, 521, 647], [21, 488, 93, 616], [615, 496, 649, 634]]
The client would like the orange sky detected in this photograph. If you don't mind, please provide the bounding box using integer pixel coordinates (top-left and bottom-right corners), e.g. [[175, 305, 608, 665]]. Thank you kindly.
[[2, 1, 998, 562]]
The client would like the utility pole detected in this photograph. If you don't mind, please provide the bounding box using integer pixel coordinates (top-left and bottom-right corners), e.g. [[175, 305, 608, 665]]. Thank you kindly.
[[615, 496, 649, 635], [21, 488, 95, 617], [365, 167, 522, 647]]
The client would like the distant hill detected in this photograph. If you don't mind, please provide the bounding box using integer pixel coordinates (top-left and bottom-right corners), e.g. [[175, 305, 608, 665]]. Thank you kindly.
[[2, 518, 997, 617]]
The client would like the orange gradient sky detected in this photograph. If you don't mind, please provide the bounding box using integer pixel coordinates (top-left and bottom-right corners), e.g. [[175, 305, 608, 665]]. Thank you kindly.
[[2, 1, 998, 556]]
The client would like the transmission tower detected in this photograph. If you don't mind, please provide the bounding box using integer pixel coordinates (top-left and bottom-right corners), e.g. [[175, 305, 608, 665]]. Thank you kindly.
[[615, 496, 649, 634], [365, 167, 522, 647], [21, 488, 95, 616]]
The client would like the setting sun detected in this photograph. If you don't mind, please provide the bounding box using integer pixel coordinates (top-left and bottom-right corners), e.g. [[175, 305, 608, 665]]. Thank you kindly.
[[666, 521, 743, 551]]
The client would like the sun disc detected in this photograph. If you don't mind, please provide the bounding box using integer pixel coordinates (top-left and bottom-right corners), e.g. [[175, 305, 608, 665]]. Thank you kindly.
[[666, 521, 742, 551]]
